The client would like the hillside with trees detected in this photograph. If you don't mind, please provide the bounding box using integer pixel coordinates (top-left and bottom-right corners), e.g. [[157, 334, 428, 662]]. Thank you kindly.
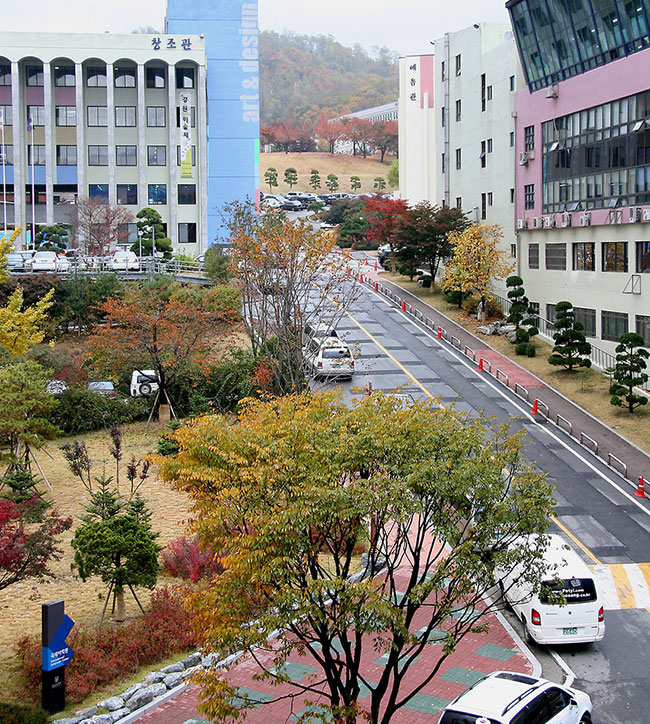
[[260, 30, 398, 126]]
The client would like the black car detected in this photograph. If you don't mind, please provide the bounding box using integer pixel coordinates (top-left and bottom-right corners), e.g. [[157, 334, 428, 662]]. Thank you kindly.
[[278, 197, 302, 211]]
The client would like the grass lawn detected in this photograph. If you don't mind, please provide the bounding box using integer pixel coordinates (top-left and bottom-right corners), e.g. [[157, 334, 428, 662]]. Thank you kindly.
[[0, 421, 192, 698], [382, 273, 650, 455], [260, 151, 396, 195]]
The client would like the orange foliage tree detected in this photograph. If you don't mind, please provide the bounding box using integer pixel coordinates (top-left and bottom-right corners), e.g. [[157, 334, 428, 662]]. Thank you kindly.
[[368, 119, 398, 163], [87, 279, 240, 412], [363, 196, 409, 250]]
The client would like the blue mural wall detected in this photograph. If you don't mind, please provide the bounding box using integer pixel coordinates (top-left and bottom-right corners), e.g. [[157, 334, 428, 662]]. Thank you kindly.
[[166, 0, 260, 246]]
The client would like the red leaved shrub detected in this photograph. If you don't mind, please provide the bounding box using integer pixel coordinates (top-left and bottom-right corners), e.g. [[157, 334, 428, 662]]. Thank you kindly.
[[14, 586, 196, 703], [161, 535, 224, 582]]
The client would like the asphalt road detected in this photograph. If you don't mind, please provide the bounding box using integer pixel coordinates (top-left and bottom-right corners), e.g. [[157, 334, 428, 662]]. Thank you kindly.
[[310, 276, 650, 724]]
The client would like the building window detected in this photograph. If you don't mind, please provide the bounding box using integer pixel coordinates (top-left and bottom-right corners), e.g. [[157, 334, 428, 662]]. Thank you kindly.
[[87, 106, 107, 127], [546, 304, 557, 325], [455, 54, 461, 76], [178, 222, 197, 243], [116, 145, 137, 166], [524, 125, 535, 151], [488, 192, 493, 206], [26, 65, 44, 86], [487, 138, 493, 153], [116, 184, 138, 205], [456, 197, 462, 209], [455, 148, 461, 170], [147, 106, 166, 127], [510, 75, 515, 91], [441, 106, 445, 127], [481, 73, 486, 112], [480, 140, 486, 168], [175, 67, 195, 89], [481, 193, 487, 220], [528, 243, 539, 269], [54, 66, 75, 87], [55, 106, 76, 127], [545, 243, 567, 270], [176, 145, 196, 166], [27, 105, 45, 126], [115, 106, 136, 127], [178, 184, 196, 204], [56, 145, 77, 165], [487, 85, 493, 101], [119, 222, 138, 244], [441, 61, 445, 81], [148, 145, 167, 166], [0, 145, 13, 165], [524, 184, 535, 210], [87, 67, 107, 87], [146, 67, 166, 88], [28, 145, 46, 165], [636, 315, 650, 346], [511, 244, 517, 257], [602, 242, 628, 272], [441, 153, 446, 173], [455, 99, 461, 122], [88, 145, 108, 166], [0, 65, 10, 86], [573, 307, 597, 337], [148, 184, 167, 205], [0, 105, 11, 126], [636, 241, 650, 272], [510, 188, 515, 203], [176, 106, 196, 128], [510, 131, 515, 147], [573, 242, 595, 271], [89, 184, 108, 201], [601, 310, 628, 341], [114, 66, 136, 88]]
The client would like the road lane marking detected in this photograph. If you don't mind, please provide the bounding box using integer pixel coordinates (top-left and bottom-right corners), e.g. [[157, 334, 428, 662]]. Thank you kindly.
[[608, 564, 637, 608], [550, 516, 601, 564], [589, 563, 650, 609]]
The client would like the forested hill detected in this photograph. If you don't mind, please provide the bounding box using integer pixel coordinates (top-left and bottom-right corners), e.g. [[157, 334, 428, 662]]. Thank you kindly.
[[260, 30, 398, 125]]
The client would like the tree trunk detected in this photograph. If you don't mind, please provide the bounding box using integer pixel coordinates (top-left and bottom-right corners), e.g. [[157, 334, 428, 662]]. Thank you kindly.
[[114, 588, 126, 621]]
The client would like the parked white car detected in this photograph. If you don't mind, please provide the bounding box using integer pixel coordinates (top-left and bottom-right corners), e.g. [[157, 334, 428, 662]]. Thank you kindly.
[[29, 251, 58, 272], [439, 670, 593, 724], [130, 369, 159, 397], [111, 251, 140, 271]]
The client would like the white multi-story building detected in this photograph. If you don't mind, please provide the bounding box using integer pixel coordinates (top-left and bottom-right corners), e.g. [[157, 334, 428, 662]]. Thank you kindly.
[[0, 31, 208, 255], [398, 24, 525, 293]]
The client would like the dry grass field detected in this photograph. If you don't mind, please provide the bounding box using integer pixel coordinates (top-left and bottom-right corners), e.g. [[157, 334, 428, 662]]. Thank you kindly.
[[0, 422, 193, 696], [383, 273, 650, 454], [260, 151, 396, 195]]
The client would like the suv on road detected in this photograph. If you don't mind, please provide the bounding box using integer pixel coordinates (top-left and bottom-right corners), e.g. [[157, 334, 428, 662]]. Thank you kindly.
[[438, 670, 592, 724]]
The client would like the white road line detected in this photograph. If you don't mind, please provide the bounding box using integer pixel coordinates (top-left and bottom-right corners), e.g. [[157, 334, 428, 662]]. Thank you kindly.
[[590, 565, 620, 610], [625, 564, 650, 608], [361, 285, 650, 521], [547, 648, 575, 688]]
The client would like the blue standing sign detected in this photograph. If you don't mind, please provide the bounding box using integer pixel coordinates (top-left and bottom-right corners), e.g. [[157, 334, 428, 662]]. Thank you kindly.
[[42, 600, 75, 713]]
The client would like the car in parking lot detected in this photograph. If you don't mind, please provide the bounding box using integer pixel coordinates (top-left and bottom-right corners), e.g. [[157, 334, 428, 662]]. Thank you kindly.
[[111, 250, 140, 271], [28, 251, 58, 272], [438, 670, 593, 724], [87, 379, 117, 397], [278, 197, 302, 211], [6, 251, 34, 271]]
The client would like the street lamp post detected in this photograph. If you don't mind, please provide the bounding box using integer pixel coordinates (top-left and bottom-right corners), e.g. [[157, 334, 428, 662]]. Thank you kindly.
[[137, 229, 143, 259]]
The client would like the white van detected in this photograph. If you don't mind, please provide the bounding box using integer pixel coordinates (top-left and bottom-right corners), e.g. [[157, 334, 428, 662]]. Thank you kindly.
[[130, 369, 159, 397], [499, 534, 605, 645], [303, 334, 355, 380]]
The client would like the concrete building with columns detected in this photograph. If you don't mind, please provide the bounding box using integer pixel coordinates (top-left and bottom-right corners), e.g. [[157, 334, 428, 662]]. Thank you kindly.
[[0, 2, 260, 255]]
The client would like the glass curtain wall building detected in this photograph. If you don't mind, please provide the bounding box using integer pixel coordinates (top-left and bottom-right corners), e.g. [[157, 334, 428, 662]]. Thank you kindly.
[[507, 0, 650, 91]]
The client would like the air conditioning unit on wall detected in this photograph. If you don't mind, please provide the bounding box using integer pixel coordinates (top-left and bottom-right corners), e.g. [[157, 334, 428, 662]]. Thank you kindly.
[[642, 208, 650, 222], [579, 213, 591, 226], [533, 216, 544, 229], [629, 206, 641, 223], [519, 150, 535, 165], [543, 215, 556, 228], [517, 218, 528, 230], [561, 212, 571, 227]]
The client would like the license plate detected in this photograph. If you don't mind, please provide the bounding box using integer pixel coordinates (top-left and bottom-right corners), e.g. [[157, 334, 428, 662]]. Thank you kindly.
[[563, 627, 577, 635]]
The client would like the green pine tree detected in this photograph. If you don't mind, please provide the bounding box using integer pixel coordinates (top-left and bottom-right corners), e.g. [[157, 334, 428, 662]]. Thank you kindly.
[[309, 169, 321, 191], [609, 332, 649, 413], [548, 301, 592, 371], [284, 167, 298, 189]]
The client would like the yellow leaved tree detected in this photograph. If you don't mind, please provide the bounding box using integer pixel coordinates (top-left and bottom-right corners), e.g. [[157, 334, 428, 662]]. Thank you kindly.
[[0, 287, 54, 357], [442, 224, 514, 322], [0, 225, 22, 283]]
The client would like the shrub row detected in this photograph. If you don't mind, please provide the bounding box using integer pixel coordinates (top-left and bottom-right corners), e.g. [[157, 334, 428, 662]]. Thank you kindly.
[[0, 703, 48, 724], [14, 586, 195, 704]]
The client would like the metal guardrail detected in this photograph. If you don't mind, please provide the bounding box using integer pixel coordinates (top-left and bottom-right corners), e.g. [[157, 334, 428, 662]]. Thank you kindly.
[[10, 257, 209, 281]]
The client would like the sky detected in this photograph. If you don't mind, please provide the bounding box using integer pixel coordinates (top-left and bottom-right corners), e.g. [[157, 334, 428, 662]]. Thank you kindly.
[[2, 1, 511, 55]]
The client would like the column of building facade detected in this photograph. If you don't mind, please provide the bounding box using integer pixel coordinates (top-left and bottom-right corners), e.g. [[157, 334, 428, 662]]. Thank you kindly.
[[43, 61, 54, 225], [106, 62, 116, 208], [167, 64, 178, 250], [197, 64, 208, 253], [11, 61, 24, 247], [137, 63, 146, 218], [74, 62, 85, 210]]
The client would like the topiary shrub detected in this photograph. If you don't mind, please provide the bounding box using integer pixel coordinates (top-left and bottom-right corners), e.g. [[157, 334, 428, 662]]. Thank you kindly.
[[49, 388, 149, 435], [0, 703, 48, 724], [417, 274, 432, 288], [515, 342, 529, 356], [525, 343, 537, 357]]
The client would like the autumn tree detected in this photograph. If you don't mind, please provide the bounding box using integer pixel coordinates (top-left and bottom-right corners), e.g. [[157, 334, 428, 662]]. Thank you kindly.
[[341, 117, 373, 157], [309, 169, 321, 191], [284, 167, 298, 189], [264, 167, 279, 193], [133, 207, 172, 259], [326, 173, 339, 192], [548, 301, 592, 372], [363, 196, 408, 251], [87, 278, 240, 414], [226, 202, 358, 393], [0, 287, 54, 356], [368, 119, 398, 163], [74, 197, 134, 256], [394, 203, 469, 290], [609, 332, 649, 413], [158, 391, 554, 724], [442, 224, 514, 321], [316, 117, 345, 154]]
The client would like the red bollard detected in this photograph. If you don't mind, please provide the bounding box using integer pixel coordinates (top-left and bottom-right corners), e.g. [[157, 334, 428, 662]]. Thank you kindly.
[[531, 398, 540, 415], [635, 475, 646, 498], [401, 300, 406, 311], [436, 326, 442, 339]]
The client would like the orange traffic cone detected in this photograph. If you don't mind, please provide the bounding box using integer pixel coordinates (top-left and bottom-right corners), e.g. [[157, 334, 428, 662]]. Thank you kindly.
[[374, 282, 378, 292], [374, 260, 378, 271], [477, 357, 484, 371], [634, 476, 646, 498], [436, 327, 442, 339], [401, 300, 406, 311], [360, 274, 364, 283], [531, 398, 540, 415]]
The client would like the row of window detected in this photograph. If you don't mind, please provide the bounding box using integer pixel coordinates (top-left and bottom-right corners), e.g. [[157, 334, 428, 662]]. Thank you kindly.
[[0, 64, 194, 89], [119, 220, 197, 244], [8, 105, 196, 129], [545, 304, 650, 345], [2, 143, 197, 168], [528, 241, 650, 273], [88, 183, 196, 206]]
